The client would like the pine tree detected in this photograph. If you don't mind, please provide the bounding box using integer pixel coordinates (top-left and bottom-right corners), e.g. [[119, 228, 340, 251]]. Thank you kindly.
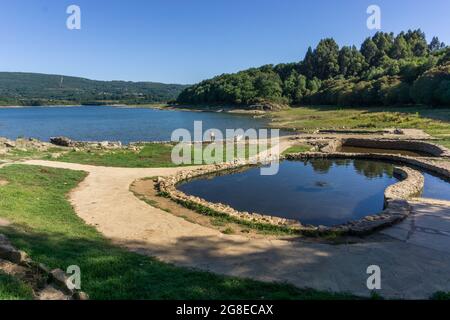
[[429, 36, 446, 52], [391, 34, 411, 59], [361, 38, 379, 66], [313, 38, 340, 79], [302, 47, 315, 78]]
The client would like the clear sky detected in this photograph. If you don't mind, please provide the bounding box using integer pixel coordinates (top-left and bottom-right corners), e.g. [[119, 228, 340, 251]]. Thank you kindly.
[[1, 0, 449, 84]]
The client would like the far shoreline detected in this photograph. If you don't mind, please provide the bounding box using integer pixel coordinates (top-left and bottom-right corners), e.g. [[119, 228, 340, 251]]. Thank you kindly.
[[0, 103, 270, 116]]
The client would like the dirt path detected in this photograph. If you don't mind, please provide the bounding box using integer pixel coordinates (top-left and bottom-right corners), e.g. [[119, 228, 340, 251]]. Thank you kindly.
[[16, 142, 450, 299]]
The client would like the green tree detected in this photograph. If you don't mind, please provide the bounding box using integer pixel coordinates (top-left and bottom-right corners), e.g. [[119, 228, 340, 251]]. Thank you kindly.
[[412, 62, 450, 105], [391, 34, 411, 59], [312, 38, 340, 79], [175, 30, 449, 108], [429, 36, 446, 52], [361, 38, 379, 66], [372, 32, 394, 55], [338, 45, 366, 77], [302, 47, 315, 78], [404, 29, 429, 57]]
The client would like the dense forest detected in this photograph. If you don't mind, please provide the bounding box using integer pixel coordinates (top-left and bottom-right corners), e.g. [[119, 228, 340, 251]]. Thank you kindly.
[[0, 72, 188, 106], [177, 30, 450, 109]]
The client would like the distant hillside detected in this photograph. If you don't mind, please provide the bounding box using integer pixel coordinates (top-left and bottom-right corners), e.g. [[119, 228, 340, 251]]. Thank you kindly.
[[0, 72, 188, 106], [177, 30, 450, 109]]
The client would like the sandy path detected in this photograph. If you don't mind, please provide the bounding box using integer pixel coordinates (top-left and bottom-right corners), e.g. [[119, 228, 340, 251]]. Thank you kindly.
[[15, 142, 450, 299]]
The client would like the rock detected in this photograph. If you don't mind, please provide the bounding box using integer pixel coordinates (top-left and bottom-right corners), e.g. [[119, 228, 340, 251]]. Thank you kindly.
[[4, 141, 16, 148], [50, 136, 74, 147], [50, 268, 74, 294], [17, 251, 31, 265], [38, 284, 72, 300], [73, 291, 89, 300], [0, 244, 28, 264]]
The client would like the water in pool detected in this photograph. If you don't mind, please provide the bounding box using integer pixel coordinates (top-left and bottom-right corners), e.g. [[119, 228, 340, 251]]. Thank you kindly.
[[337, 146, 430, 157], [177, 159, 398, 226], [421, 172, 450, 201], [0, 106, 270, 143]]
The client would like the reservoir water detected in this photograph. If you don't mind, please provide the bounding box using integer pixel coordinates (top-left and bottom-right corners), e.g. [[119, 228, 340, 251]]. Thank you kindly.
[[0, 106, 270, 143]]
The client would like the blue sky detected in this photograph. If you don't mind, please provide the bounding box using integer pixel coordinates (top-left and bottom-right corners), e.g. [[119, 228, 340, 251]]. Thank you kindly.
[[1, 0, 449, 84]]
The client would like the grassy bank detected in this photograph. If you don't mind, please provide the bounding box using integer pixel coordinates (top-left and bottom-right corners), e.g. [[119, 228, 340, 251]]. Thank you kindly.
[[0, 164, 352, 299], [42, 143, 267, 168], [47, 144, 177, 168], [270, 106, 450, 148], [282, 144, 311, 155], [0, 272, 34, 300]]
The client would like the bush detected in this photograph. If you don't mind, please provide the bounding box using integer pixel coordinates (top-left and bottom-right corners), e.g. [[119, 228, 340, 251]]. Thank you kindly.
[[412, 62, 450, 106]]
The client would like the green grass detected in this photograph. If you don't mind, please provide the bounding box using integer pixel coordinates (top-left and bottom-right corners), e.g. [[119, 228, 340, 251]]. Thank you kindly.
[[436, 138, 450, 149], [45, 144, 178, 168], [43, 143, 267, 168], [271, 106, 450, 146], [0, 164, 354, 300], [0, 272, 34, 300], [0, 147, 65, 161], [282, 144, 311, 155], [165, 193, 299, 236]]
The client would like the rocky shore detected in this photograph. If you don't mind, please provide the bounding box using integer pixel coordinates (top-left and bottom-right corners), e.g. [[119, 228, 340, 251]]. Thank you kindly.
[[0, 137, 51, 155]]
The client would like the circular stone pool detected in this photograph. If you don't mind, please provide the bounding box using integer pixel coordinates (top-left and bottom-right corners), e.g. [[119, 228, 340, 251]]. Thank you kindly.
[[177, 159, 399, 226]]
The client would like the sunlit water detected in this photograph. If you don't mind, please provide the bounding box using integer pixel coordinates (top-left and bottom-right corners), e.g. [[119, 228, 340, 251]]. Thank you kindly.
[[178, 159, 399, 226], [0, 106, 271, 143], [421, 172, 450, 201]]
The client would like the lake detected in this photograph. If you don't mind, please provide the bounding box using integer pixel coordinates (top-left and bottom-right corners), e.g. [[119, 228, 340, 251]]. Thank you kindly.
[[0, 106, 270, 143], [177, 159, 398, 226]]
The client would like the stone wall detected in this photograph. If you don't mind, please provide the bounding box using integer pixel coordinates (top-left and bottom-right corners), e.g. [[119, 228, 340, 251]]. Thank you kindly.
[[156, 152, 442, 236], [156, 161, 303, 231], [323, 138, 450, 158], [284, 153, 428, 235]]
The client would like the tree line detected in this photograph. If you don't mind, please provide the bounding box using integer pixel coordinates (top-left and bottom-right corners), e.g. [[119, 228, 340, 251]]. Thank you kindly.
[[177, 30, 450, 108], [0, 72, 188, 106]]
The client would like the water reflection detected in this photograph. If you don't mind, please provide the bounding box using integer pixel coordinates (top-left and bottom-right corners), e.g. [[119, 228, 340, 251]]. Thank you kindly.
[[338, 146, 430, 157], [177, 159, 398, 226], [298, 158, 394, 178]]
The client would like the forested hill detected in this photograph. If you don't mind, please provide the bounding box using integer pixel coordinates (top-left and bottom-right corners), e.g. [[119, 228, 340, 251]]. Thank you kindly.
[[0, 72, 188, 106], [177, 30, 450, 109]]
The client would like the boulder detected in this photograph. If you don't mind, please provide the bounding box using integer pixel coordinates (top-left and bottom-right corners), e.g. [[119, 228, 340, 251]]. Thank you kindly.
[[0, 244, 28, 264], [50, 136, 74, 147]]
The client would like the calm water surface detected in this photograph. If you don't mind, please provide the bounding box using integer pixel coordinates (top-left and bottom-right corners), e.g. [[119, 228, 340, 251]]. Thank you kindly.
[[338, 146, 431, 157], [178, 159, 398, 226], [0, 106, 270, 143], [421, 172, 450, 201]]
